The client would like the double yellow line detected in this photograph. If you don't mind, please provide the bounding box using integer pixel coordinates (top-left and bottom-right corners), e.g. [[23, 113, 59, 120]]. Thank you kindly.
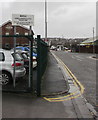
[[43, 53, 85, 102]]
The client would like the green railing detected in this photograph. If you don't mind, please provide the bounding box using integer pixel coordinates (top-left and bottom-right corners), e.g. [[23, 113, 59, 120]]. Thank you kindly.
[[37, 35, 48, 96]]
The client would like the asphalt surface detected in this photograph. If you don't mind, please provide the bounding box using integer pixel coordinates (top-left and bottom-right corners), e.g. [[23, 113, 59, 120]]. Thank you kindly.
[[53, 51, 96, 107], [2, 70, 37, 93], [2, 92, 88, 119]]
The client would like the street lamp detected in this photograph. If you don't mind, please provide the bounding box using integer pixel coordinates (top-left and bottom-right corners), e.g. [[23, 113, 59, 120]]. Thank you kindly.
[[45, 0, 48, 43], [93, 27, 95, 54]]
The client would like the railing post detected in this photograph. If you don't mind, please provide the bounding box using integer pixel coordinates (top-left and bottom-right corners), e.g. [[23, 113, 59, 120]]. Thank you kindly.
[[37, 35, 41, 97], [36, 35, 48, 97]]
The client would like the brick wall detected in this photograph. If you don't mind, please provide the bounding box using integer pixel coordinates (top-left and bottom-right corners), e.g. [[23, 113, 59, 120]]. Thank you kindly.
[[0, 21, 34, 49]]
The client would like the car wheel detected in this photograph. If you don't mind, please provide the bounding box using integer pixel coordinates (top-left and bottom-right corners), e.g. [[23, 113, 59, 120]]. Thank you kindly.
[[0, 72, 11, 85]]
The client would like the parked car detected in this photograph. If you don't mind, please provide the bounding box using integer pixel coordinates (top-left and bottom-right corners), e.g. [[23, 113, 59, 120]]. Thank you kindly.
[[0, 49, 26, 85], [27, 46, 37, 54], [16, 46, 37, 57], [16, 50, 37, 71]]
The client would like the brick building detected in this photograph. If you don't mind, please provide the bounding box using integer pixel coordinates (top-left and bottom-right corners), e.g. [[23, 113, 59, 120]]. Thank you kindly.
[[0, 20, 34, 49]]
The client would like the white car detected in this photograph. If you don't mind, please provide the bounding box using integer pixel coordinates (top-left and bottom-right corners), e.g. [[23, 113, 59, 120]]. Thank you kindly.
[[0, 49, 26, 85]]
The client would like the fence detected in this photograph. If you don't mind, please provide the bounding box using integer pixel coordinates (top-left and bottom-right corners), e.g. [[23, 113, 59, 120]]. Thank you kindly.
[[1, 35, 33, 93], [37, 35, 48, 96]]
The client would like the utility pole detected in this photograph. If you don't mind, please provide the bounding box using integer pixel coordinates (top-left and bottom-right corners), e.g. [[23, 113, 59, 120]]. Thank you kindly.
[[93, 27, 95, 54], [45, 0, 48, 43]]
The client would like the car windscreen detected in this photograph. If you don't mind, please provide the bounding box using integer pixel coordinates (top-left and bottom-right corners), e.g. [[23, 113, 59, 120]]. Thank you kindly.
[[26, 52, 30, 56], [33, 48, 37, 53], [24, 47, 29, 51], [16, 48, 22, 50], [21, 53, 28, 59], [12, 53, 23, 61]]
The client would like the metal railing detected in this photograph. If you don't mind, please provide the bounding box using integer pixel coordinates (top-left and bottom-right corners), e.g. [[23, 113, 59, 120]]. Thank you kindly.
[[37, 35, 48, 96]]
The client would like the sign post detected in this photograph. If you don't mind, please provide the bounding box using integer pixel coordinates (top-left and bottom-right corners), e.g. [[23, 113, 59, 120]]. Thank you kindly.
[[12, 14, 34, 91], [13, 26, 16, 88], [29, 26, 33, 90]]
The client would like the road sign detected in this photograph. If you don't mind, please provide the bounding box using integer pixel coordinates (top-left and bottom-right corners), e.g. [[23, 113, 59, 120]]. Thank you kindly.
[[12, 14, 34, 26]]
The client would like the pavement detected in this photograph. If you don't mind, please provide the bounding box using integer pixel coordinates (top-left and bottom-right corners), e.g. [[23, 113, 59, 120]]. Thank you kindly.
[[41, 52, 69, 96], [2, 51, 98, 119]]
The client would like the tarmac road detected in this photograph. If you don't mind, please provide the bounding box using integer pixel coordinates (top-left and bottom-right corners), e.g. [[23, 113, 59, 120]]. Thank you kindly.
[[53, 51, 96, 107]]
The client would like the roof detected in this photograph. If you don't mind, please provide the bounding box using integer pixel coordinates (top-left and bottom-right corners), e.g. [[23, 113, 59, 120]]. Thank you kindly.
[[80, 36, 98, 45], [0, 20, 34, 35]]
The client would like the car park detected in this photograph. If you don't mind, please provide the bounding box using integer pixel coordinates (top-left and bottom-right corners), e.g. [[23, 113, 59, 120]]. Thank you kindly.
[[16, 50, 37, 71], [0, 49, 26, 85], [27, 46, 37, 54], [16, 46, 37, 57]]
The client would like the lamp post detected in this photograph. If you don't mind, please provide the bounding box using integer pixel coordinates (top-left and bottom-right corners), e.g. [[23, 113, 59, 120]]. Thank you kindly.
[[93, 27, 95, 54], [45, 0, 47, 43]]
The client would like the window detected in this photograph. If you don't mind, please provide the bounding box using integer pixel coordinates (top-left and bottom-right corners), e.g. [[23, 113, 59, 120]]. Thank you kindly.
[[16, 33, 19, 35], [22, 53, 28, 59], [0, 52, 5, 61], [12, 53, 23, 61], [5, 33, 9, 35], [24, 48, 29, 51], [16, 48, 22, 50], [25, 33, 28, 35]]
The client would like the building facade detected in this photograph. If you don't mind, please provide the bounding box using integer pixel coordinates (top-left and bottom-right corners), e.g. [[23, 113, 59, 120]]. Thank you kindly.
[[0, 20, 34, 49], [79, 37, 98, 53]]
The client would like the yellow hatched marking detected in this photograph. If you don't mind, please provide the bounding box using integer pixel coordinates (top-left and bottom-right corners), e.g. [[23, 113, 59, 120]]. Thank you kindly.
[[44, 93, 82, 102], [44, 91, 78, 100]]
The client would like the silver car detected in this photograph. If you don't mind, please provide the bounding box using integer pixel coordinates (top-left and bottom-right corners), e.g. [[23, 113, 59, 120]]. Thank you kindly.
[[0, 49, 26, 85], [15, 50, 37, 69]]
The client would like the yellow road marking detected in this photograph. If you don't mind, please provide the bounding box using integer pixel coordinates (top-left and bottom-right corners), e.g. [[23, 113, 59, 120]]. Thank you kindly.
[[44, 93, 82, 102], [44, 91, 78, 100], [53, 53, 85, 94]]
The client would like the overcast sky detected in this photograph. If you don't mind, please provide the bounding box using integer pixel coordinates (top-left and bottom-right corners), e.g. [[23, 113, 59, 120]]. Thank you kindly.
[[0, 0, 97, 38]]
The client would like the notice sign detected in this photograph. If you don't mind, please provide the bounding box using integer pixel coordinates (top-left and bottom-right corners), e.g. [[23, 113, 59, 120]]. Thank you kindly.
[[12, 14, 34, 26]]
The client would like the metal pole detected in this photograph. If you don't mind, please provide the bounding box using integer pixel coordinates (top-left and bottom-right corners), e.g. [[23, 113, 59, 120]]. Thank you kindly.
[[45, 0, 47, 43], [29, 26, 33, 91], [79, 44, 80, 53], [13, 26, 16, 88], [37, 35, 41, 97], [93, 27, 95, 54]]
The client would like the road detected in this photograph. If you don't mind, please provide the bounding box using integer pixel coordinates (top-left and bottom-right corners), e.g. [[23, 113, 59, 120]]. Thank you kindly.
[[52, 51, 96, 107]]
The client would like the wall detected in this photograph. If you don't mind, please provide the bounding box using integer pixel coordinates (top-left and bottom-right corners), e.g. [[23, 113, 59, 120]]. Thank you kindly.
[[0, 21, 34, 49]]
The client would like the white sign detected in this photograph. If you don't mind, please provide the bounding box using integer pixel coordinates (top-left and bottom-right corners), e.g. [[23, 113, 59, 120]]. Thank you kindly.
[[12, 14, 34, 26]]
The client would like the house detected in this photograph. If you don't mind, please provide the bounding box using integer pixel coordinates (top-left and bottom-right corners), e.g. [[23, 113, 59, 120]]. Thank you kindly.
[[0, 20, 34, 49]]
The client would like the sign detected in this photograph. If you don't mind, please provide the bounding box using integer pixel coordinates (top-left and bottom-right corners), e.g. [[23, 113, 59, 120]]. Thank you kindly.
[[12, 14, 34, 26]]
